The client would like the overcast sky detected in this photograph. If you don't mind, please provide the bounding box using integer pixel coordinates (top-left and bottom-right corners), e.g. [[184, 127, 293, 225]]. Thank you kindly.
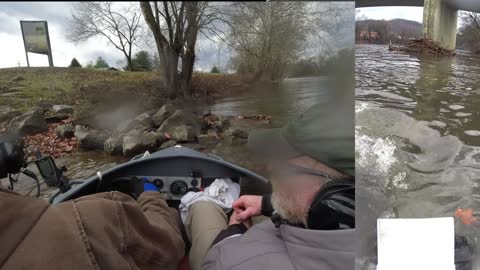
[[0, 2, 353, 70], [356, 6, 470, 30], [356, 7, 424, 22]]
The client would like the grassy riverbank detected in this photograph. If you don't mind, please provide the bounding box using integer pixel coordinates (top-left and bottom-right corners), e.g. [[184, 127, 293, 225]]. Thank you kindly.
[[1, 67, 254, 110], [0, 67, 257, 127]]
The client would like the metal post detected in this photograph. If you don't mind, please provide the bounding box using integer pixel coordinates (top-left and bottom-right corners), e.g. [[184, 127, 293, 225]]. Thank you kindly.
[[44, 21, 54, 67], [19, 21, 30, 67]]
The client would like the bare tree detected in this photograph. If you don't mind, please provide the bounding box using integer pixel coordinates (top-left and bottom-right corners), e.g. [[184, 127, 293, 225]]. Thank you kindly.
[[458, 12, 480, 52], [67, 2, 144, 71], [140, 2, 217, 98], [462, 12, 480, 30], [210, 2, 343, 81]]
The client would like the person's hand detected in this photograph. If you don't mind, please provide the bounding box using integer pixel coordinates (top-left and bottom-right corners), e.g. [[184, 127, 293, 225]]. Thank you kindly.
[[232, 195, 262, 222], [229, 210, 252, 228], [455, 208, 477, 225]]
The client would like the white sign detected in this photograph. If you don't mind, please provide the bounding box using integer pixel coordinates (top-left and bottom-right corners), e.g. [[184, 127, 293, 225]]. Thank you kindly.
[[377, 217, 455, 270]]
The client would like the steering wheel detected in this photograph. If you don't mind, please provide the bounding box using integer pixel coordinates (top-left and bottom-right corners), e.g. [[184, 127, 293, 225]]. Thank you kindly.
[[97, 176, 144, 200]]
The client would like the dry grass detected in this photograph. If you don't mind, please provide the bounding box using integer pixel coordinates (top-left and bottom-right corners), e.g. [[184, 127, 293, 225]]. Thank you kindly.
[[0, 67, 254, 127], [0, 67, 254, 109], [0, 67, 157, 111]]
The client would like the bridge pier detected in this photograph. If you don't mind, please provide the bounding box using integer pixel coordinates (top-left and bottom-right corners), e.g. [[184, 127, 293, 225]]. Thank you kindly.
[[422, 0, 458, 50]]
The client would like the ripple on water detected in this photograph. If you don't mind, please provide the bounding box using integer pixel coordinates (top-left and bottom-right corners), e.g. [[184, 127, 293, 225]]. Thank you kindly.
[[456, 112, 472, 117], [448, 104, 465, 110], [429, 120, 447, 128], [465, 130, 480, 136]]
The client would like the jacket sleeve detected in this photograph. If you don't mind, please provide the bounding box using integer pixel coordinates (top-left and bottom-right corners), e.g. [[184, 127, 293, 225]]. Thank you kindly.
[[115, 191, 185, 269], [210, 223, 248, 247], [261, 194, 275, 217]]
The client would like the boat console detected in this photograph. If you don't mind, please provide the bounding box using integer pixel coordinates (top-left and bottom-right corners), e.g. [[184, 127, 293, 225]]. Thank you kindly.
[[49, 146, 269, 207], [136, 175, 240, 200]]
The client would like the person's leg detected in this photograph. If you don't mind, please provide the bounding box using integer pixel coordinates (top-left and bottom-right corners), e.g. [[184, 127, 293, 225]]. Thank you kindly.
[[185, 201, 228, 270]]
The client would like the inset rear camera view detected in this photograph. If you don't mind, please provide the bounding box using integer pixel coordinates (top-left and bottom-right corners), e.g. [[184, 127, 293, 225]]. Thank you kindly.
[[356, 1, 480, 269]]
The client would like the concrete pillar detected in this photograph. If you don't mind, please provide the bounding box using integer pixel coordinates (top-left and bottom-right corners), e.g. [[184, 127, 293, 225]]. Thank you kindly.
[[422, 0, 458, 50]]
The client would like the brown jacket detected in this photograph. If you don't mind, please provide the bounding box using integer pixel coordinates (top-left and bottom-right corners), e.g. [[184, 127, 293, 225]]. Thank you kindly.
[[0, 187, 185, 270]]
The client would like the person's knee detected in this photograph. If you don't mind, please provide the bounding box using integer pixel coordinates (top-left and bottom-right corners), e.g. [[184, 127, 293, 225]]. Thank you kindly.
[[187, 201, 228, 234], [190, 201, 225, 215]]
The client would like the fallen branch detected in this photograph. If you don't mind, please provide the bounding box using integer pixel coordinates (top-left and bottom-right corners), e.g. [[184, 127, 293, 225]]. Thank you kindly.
[[389, 38, 456, 56]]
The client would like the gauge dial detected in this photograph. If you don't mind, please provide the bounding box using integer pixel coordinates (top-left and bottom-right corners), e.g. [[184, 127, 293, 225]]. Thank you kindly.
[[170, 180, 188, 196], [153, 179, 164, 189], [191, 179, 198, 187]]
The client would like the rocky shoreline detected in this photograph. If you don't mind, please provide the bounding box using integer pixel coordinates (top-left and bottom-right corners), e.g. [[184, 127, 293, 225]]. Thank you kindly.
[[0, 102, 272, 161]]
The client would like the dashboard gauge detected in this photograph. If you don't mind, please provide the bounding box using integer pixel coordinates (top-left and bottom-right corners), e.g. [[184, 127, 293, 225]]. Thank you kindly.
[[191, 179, 198, 187], [170, 180, 188, 196], [153, 178, 164, 189]]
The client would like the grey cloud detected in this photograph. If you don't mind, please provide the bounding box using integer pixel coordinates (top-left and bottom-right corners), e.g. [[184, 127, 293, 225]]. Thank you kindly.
[[0, 2, 74, 33], [0, 2, 353, 69]]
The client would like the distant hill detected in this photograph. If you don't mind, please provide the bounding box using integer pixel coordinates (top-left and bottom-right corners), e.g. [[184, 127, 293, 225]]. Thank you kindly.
[[356, 18, 422, 44], [388, 19, 422, 37]]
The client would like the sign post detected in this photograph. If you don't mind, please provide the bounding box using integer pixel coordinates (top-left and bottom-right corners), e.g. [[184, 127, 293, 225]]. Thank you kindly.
[[44, 21, 54, 67], [20, 21, 30, 67], [20, 20, 54, 67]]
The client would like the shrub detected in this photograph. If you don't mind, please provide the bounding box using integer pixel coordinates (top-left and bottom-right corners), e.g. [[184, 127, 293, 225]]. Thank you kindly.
[[94, 57, 109, 69], [210, 66, 220, 73], [68, 58, 82, 68]]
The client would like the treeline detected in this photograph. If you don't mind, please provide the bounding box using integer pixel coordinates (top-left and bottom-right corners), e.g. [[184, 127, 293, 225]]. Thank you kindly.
[[285, 48, 353, 78], [68, 51, 161, 71], [355, 19, 422, 45], [65, 2, 344, 98], [457, 12, 480, 53]]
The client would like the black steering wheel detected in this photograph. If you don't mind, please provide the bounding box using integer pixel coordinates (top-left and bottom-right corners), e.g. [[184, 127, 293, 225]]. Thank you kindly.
[[96, 176, 144, 200]]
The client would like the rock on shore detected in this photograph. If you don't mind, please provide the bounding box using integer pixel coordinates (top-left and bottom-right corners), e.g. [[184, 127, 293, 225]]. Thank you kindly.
[[4, 101, 265, 159]]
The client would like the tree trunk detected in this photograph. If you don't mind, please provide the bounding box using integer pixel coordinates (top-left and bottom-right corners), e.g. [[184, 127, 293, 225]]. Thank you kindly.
[[252, 55, 268, 82], [252, 69, 263, 82], [182, 2, 199, 97], [127, 57, 134, 71], [141, 2, 201, 99], [164, 47, 179, 99], [182, 38, 196, 96], [140, 2, 178, 99]]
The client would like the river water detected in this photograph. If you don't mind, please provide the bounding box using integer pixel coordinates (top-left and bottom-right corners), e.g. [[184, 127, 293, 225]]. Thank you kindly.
[[4, 77, 333, 198], [208, 77, 334, 126], [356, 44, 480, 269]]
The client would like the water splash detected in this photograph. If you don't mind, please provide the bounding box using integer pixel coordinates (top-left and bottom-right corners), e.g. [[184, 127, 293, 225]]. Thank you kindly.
[[465, 130, 480, 137], [356, 130, 397, 176], [355, 101, 370, 113], [391, 172, 408, 190]]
